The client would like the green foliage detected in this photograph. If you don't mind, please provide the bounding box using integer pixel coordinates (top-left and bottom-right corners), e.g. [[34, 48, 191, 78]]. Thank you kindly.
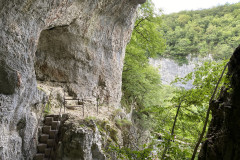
[[121, 1, 166, 158], [161, 3, 240, 64], [159, 136, 192, 160], [132, 1, 165, 57], [44, 94, 52, 114], [122, 0, 165, 111], [44, 103, 51, 114], [173, 59, 229, 101], [149, 60, 229, 159], [108, 144, 153, 160], [37, 86, 45, 92], [96, 119, 119, 144], [115, 118, 132, 128], [122, 1, 233, 159], [121, 1, 234, 159], [84, 116, 97, 121], [122, 61, 162, 110]]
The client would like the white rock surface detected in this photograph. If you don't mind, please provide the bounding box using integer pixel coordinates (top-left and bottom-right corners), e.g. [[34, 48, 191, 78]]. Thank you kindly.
[[0, 0, 142, 159], [150, 55, 212, 89], [58, 116, 106, 160]]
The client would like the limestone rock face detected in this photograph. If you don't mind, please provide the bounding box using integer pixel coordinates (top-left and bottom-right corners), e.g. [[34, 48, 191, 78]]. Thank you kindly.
[[199, 46, 240, 160], [57, 116, 106, 160], [150, 57, 195, 89], [149, 55, 212, 89], [34, 0, 138, 106], [0, 0, 140, 159], [0, 60, 18, 95]]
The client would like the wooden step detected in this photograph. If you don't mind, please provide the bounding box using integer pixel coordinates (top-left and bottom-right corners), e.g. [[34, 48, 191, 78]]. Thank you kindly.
[[33, 153, 44, 160], [49, 130, 58, 139], [42, 126, 51, 134], [47, 139, 55, 147], [39, 134, 49, 143], [45, 148, 52, 157], [51, 121, 60, 130], [37, 143, 47, 153], [66, 105, 82, 110], [45, 114, 61, 121], [78, 101, 84, 105], [44, 117, 53, 125], [65, 96, 74, 99]]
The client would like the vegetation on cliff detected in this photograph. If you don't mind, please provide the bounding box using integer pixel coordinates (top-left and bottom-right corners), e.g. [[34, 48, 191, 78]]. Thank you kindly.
[[122, 0, 164, 112], [161, 2, 240, 64], [121, 1, 235, 159]]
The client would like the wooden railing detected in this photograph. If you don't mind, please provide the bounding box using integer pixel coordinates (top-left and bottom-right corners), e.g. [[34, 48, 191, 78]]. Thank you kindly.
[[63, 92, 85, 117]]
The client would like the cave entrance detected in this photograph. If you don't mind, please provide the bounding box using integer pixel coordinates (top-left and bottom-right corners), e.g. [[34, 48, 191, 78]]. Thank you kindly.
[[34, 21, 92, 100], [35, 26, 74, 83], [33, 24, 84, 107]]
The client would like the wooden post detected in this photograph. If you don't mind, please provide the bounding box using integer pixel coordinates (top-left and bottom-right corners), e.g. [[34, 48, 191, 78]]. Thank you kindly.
[[97, 95, 99, 115], [82, 99, 84, 118], [64, 92, 65, 113]]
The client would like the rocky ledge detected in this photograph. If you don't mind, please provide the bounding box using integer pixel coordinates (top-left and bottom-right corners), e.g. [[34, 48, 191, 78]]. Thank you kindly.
[[57, 115, 106, 160]]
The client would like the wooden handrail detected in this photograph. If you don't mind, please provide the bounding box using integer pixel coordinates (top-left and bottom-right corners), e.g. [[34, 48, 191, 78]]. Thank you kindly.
[[63, 92, 84, 117], [64, 98, 80, 100]]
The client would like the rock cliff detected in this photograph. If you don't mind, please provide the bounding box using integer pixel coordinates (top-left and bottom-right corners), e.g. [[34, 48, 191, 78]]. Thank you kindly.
[[199, 45, 240, 159], [57, 116, 106, 160], [0, 0, 143, 159], [149, 55, 212, 89], [150, 57, 196, 89]]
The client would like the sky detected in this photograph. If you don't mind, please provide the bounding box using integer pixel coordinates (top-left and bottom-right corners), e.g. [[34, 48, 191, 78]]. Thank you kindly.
[[152, 0, 240, 14]]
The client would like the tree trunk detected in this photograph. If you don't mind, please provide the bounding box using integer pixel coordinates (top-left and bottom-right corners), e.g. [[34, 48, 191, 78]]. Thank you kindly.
[[161, 101, 182, 159]]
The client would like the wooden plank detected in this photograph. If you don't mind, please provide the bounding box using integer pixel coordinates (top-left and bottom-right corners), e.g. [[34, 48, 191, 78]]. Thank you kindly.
[[65, 105, 82, 107], [64, 98, 80, 100]]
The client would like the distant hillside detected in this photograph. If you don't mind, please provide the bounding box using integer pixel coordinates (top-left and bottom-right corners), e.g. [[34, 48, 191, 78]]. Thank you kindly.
[[160, 3, 240, 64]]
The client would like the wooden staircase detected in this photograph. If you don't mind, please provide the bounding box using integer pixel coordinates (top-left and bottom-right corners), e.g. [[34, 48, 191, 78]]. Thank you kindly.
[[33, 115, 61, 160]]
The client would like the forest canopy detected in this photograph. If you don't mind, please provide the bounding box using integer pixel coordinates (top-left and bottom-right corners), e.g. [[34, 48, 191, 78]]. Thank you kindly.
[[160, 2, 240, 64]]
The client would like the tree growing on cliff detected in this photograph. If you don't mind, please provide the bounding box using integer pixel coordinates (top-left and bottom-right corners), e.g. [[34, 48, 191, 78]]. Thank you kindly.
[[122, 0, 165, 111], [120, 1, 165, 158]]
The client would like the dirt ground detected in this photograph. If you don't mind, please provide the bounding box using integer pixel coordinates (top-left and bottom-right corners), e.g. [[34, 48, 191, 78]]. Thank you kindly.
[[37, 81, 117, 121]]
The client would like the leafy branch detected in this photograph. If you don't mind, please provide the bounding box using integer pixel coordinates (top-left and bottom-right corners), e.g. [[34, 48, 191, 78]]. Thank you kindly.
[[191, 62, 229, 160]]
